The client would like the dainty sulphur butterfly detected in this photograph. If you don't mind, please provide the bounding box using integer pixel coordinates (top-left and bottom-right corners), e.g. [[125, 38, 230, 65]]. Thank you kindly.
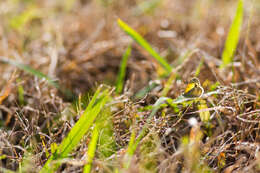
[[183, 77, 204, 98]]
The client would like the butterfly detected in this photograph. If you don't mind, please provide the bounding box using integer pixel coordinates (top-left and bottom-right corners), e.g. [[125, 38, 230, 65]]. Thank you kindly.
[[182, 77, 204, 98]]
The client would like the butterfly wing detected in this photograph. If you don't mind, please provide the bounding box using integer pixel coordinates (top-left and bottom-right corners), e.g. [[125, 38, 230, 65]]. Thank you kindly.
[[184, 83, 196, 93]]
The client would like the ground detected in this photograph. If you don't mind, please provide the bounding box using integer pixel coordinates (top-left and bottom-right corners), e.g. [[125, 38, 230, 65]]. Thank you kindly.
[[0, 0, 260, 172]]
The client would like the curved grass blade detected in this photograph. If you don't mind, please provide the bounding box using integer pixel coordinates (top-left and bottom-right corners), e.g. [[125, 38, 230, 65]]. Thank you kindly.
[[220, 0, 244, 68], [116, 45, 132, 94], [117, 18, 172, 75]]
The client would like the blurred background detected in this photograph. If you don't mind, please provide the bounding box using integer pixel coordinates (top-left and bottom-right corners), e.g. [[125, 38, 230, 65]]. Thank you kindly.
[[0, 0, 259, 94]]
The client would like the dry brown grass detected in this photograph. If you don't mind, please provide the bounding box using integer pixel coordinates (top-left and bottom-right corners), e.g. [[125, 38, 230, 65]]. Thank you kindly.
[[0, 0, 259, 172]]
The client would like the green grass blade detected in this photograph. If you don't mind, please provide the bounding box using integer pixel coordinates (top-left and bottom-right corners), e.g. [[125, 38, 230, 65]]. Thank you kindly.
[[126, 129, 136, 156], [116, 45, 132, 94], [9, 6, 39, 31], [123, 97, 168, 169], [40, 86, 110, 173], [194, 59, 204, 77], [59, 95, 107, 156], [132, 97, 166, 148], [0, 58, 60, 89], [221, 0, 244, 68], [0, 57, 75, 99], [84, 124, 100, 173], [161, 73, 176, 97], [133, 0, 161, 16], [117, 19, 172, 74], [123, 129, 136, 169], [18, 83, 25, 106], [134, 81, 159, 99]]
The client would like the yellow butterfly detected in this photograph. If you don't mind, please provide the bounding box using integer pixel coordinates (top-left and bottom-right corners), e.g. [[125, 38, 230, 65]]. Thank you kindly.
[[182, 77, 204, 98]]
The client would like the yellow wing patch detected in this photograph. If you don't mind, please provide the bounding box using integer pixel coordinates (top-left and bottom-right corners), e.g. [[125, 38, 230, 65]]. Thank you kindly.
[[182, 78, 204, 98], [184, 83, 196, 93]]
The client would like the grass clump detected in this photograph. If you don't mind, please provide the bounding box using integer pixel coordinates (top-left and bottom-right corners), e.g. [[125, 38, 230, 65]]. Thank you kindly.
[[40, 86, 111, 173]]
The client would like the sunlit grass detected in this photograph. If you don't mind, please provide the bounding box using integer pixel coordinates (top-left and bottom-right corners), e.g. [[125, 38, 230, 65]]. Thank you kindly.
[[40, 86, 111, 173]]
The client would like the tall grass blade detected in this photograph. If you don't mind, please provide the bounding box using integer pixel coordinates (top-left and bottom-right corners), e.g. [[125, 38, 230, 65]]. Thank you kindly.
[[83, 124, 100, 173], [40, 86, 110, 173], [116, 45, 132, 94], [221, 0, 243, 68], [117, 19, 172, 74]]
